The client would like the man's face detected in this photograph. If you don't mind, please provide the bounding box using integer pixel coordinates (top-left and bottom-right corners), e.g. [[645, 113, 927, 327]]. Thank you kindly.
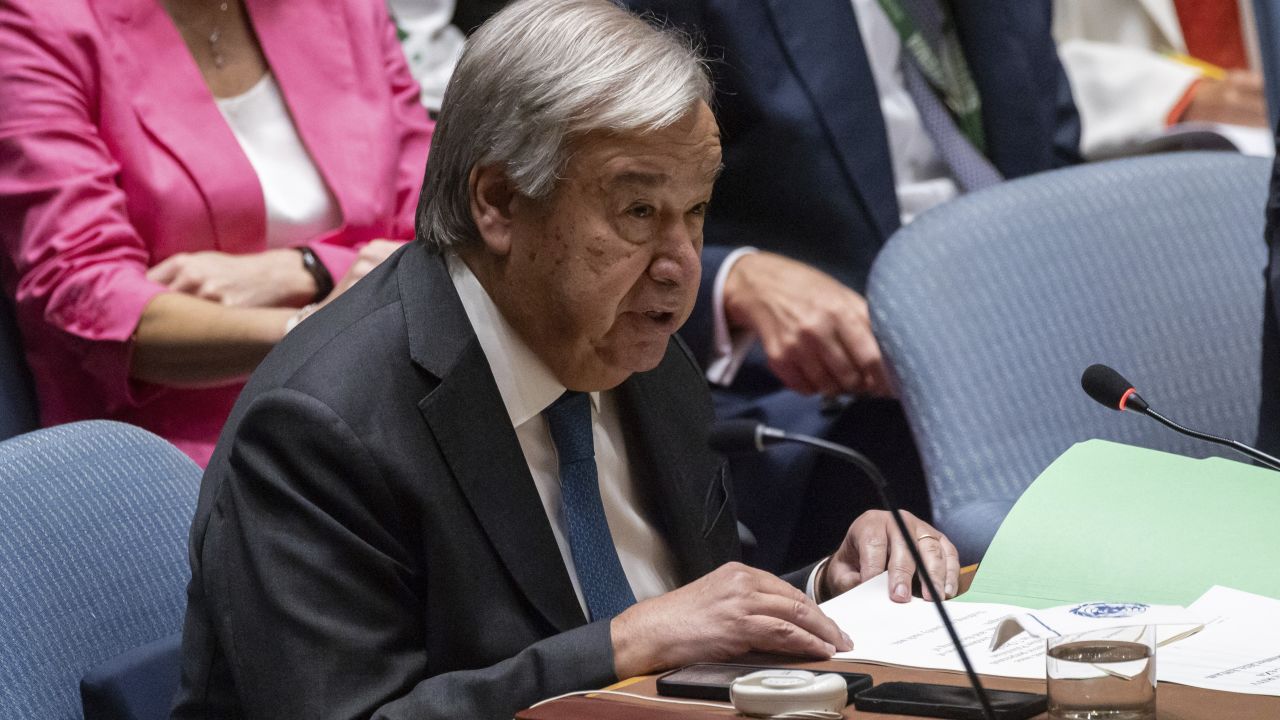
[[480, 101, 722, 391]]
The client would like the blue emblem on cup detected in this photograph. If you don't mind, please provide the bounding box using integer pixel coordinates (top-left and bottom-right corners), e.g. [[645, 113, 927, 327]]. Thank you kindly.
[[1069, 602, 1149, 619]]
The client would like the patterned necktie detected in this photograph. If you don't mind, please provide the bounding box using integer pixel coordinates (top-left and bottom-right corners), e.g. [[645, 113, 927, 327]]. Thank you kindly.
[[896, 0, 1002, 192], [543, 390, 636, 622]]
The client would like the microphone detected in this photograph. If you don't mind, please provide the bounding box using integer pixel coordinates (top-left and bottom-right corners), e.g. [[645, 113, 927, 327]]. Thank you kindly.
[[1081, 363, 1280, 471], [710, 421, 999, 720]]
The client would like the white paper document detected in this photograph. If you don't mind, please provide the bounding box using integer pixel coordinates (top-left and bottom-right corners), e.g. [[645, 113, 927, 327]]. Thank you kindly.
[[1159, 587, 1280, 696], [822, 573, 1046, 679], [821, 577, 1280, 697]]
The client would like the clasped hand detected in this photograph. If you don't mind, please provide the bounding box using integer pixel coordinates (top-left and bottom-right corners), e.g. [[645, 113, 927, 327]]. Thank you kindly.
[[147, 240, 404, 309]]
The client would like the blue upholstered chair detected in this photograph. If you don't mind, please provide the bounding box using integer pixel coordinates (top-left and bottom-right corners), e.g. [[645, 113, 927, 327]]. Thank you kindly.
[[0, 295, 37, 441], [867, 152, 1273, 564], [0, 420, 200, 719]]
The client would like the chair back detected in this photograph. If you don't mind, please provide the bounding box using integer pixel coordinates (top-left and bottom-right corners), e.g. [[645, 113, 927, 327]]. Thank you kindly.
[[867, 152, 1272, 562], [0, 421, 200, 719], [0, 294, 37, 440]]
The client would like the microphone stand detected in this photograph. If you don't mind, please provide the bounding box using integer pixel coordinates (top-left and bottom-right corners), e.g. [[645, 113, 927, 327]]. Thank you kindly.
[[1137, 407, 1280, 471], [753, 425, 999, 720]]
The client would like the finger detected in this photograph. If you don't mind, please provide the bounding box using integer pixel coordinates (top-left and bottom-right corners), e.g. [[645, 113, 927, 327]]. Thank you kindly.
[[767, 355, 819, 396], [146, 256, 183, 285], [193, 281, 224, 304], [824, 552, 865, 597], [882, 521, 916, 603], [862, 351, 895, 398], [786, 340, 846, 396], [854, 524, 891, 589], [835, 316, 884, 387], [941, 537, 961, 598], [737, 615, 838, 659], [913, 531, 947, 602], [168, 271, 204, 295], [797, 321, 863, 393], [746, 590, 853, 653]]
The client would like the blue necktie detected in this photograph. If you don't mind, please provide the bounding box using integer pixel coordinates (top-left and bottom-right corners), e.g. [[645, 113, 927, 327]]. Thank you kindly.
[[543, 391, 636, 622]]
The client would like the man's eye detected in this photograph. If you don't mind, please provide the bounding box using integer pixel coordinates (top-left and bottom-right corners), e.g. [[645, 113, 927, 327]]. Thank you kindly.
[[689, 202, 709, 216], [627, 204, 654, 219]]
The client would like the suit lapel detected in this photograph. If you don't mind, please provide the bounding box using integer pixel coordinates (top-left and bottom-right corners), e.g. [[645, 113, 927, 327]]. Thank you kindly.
[[247, 0, 368, 231], [615, 354, 735, 585], [91, 0, 265, 253], [401, 247, 585, 633], [763, 0, 901, 240]]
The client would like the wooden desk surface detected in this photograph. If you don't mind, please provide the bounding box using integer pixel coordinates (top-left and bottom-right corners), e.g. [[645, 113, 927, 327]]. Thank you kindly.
[[519, 568, 1280, 719]]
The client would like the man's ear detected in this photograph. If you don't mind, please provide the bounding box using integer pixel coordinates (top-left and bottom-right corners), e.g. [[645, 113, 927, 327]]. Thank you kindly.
[[469, 164, 517, 256]]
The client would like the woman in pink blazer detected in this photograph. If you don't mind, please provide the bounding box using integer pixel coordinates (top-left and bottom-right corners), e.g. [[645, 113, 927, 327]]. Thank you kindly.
[[0, 0, 434, 465]]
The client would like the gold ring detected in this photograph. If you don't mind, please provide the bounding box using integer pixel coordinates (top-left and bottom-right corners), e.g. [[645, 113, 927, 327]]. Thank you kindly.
[[915, 533, 939, 543]]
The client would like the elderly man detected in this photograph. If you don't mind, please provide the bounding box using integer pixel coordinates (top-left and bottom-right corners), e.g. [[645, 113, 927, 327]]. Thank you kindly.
[[172, 1, 958, 718]]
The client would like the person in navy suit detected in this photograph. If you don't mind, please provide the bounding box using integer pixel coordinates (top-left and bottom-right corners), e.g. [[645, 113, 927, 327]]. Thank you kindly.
[[626, 0, 1082, 571]]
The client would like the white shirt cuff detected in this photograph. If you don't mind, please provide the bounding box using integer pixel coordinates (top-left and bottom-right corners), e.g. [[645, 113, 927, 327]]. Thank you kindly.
[[705, 246, 760, 386], [805, 555, 833, 603]]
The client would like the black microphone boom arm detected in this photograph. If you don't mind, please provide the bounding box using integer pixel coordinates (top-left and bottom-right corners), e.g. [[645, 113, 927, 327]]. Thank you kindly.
[[714, 422, 1000, 720]]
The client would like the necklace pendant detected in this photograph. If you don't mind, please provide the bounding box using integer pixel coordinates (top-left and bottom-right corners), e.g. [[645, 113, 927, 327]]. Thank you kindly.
[[213, 52, 225, 69]]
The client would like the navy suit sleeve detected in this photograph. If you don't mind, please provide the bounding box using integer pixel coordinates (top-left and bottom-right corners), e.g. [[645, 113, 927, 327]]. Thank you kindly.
[[197, 388, 616, 720], [1051, 54, 1083, 168]]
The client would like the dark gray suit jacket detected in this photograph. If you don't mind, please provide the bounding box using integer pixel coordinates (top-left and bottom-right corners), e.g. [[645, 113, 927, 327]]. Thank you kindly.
[[171, 242, 745, 719]]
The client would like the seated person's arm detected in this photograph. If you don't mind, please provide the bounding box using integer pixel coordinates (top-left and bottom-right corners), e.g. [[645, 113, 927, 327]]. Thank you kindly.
[[684, 243, 893, 398], [132, 240, 402, 387]]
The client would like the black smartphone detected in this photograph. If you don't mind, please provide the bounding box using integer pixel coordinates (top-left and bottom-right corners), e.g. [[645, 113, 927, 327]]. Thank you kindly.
[[656, 663, 872, 703], [853, 682, 1046, 720]]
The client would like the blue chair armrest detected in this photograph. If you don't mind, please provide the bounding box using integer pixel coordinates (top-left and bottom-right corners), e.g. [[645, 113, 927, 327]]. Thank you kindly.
[[81, 632, 183, 720]]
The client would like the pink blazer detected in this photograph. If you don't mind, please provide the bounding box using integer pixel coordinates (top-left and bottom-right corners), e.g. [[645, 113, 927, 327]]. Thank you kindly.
[[0, 0, 434, 465]]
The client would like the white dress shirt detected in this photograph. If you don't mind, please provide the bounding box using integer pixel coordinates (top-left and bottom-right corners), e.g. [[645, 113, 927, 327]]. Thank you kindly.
[[447, 254, 681, 618], [215, 73, 341, 249]]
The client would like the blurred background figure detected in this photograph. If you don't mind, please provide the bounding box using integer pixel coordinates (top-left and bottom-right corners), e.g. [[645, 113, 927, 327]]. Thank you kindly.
[[0, 0, 434, 466], [625, 0, 1080, 573], [388, 0, 464, 112], [1055, 0, 1271, 158]]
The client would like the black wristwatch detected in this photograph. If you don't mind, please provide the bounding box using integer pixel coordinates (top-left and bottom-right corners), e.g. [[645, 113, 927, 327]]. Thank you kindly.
[[297, 246, 335, 303]]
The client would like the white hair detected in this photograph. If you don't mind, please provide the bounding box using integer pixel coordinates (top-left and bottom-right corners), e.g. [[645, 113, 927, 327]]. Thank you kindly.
[[416, 0, 712, 251]]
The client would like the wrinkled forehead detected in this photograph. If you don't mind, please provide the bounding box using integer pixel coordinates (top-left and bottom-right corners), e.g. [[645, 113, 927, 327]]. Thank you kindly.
[[561, 105, 724, 190]]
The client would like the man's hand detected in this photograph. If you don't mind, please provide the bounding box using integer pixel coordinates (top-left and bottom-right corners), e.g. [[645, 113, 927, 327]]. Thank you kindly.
[[820, 510, 959, 604], [722, 251, 893, 397], [1182, 70, 1268, 128], [610, 562, 853, 678], [147, 248, 316, 308]]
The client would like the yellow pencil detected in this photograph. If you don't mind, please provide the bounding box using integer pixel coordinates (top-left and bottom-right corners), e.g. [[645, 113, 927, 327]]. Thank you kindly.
[[1169, 53, 1228, 80]]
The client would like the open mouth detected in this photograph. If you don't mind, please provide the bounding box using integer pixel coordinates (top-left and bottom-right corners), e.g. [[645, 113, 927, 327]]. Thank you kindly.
[[638, 309, 680, 333]]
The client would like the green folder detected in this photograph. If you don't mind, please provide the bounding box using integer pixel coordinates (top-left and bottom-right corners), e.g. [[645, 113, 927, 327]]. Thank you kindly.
[[958, 439, 1280, 609]]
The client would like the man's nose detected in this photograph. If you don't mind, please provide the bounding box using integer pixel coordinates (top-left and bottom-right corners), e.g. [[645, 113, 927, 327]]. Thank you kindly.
[[649, 221, 701, 287]]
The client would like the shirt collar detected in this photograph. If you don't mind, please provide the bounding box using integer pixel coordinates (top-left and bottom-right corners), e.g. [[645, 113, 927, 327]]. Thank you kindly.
[[447, 253, 600, 426]]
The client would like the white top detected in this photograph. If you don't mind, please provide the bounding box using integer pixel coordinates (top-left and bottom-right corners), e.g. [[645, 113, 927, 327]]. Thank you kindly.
[[446, 254, 681, 619], [216, 73, 341, 249], [850, 0, 958, 224]]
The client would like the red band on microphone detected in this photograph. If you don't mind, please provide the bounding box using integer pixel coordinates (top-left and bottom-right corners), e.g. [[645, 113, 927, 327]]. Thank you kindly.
[[1119, 388, 1137, 412]]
